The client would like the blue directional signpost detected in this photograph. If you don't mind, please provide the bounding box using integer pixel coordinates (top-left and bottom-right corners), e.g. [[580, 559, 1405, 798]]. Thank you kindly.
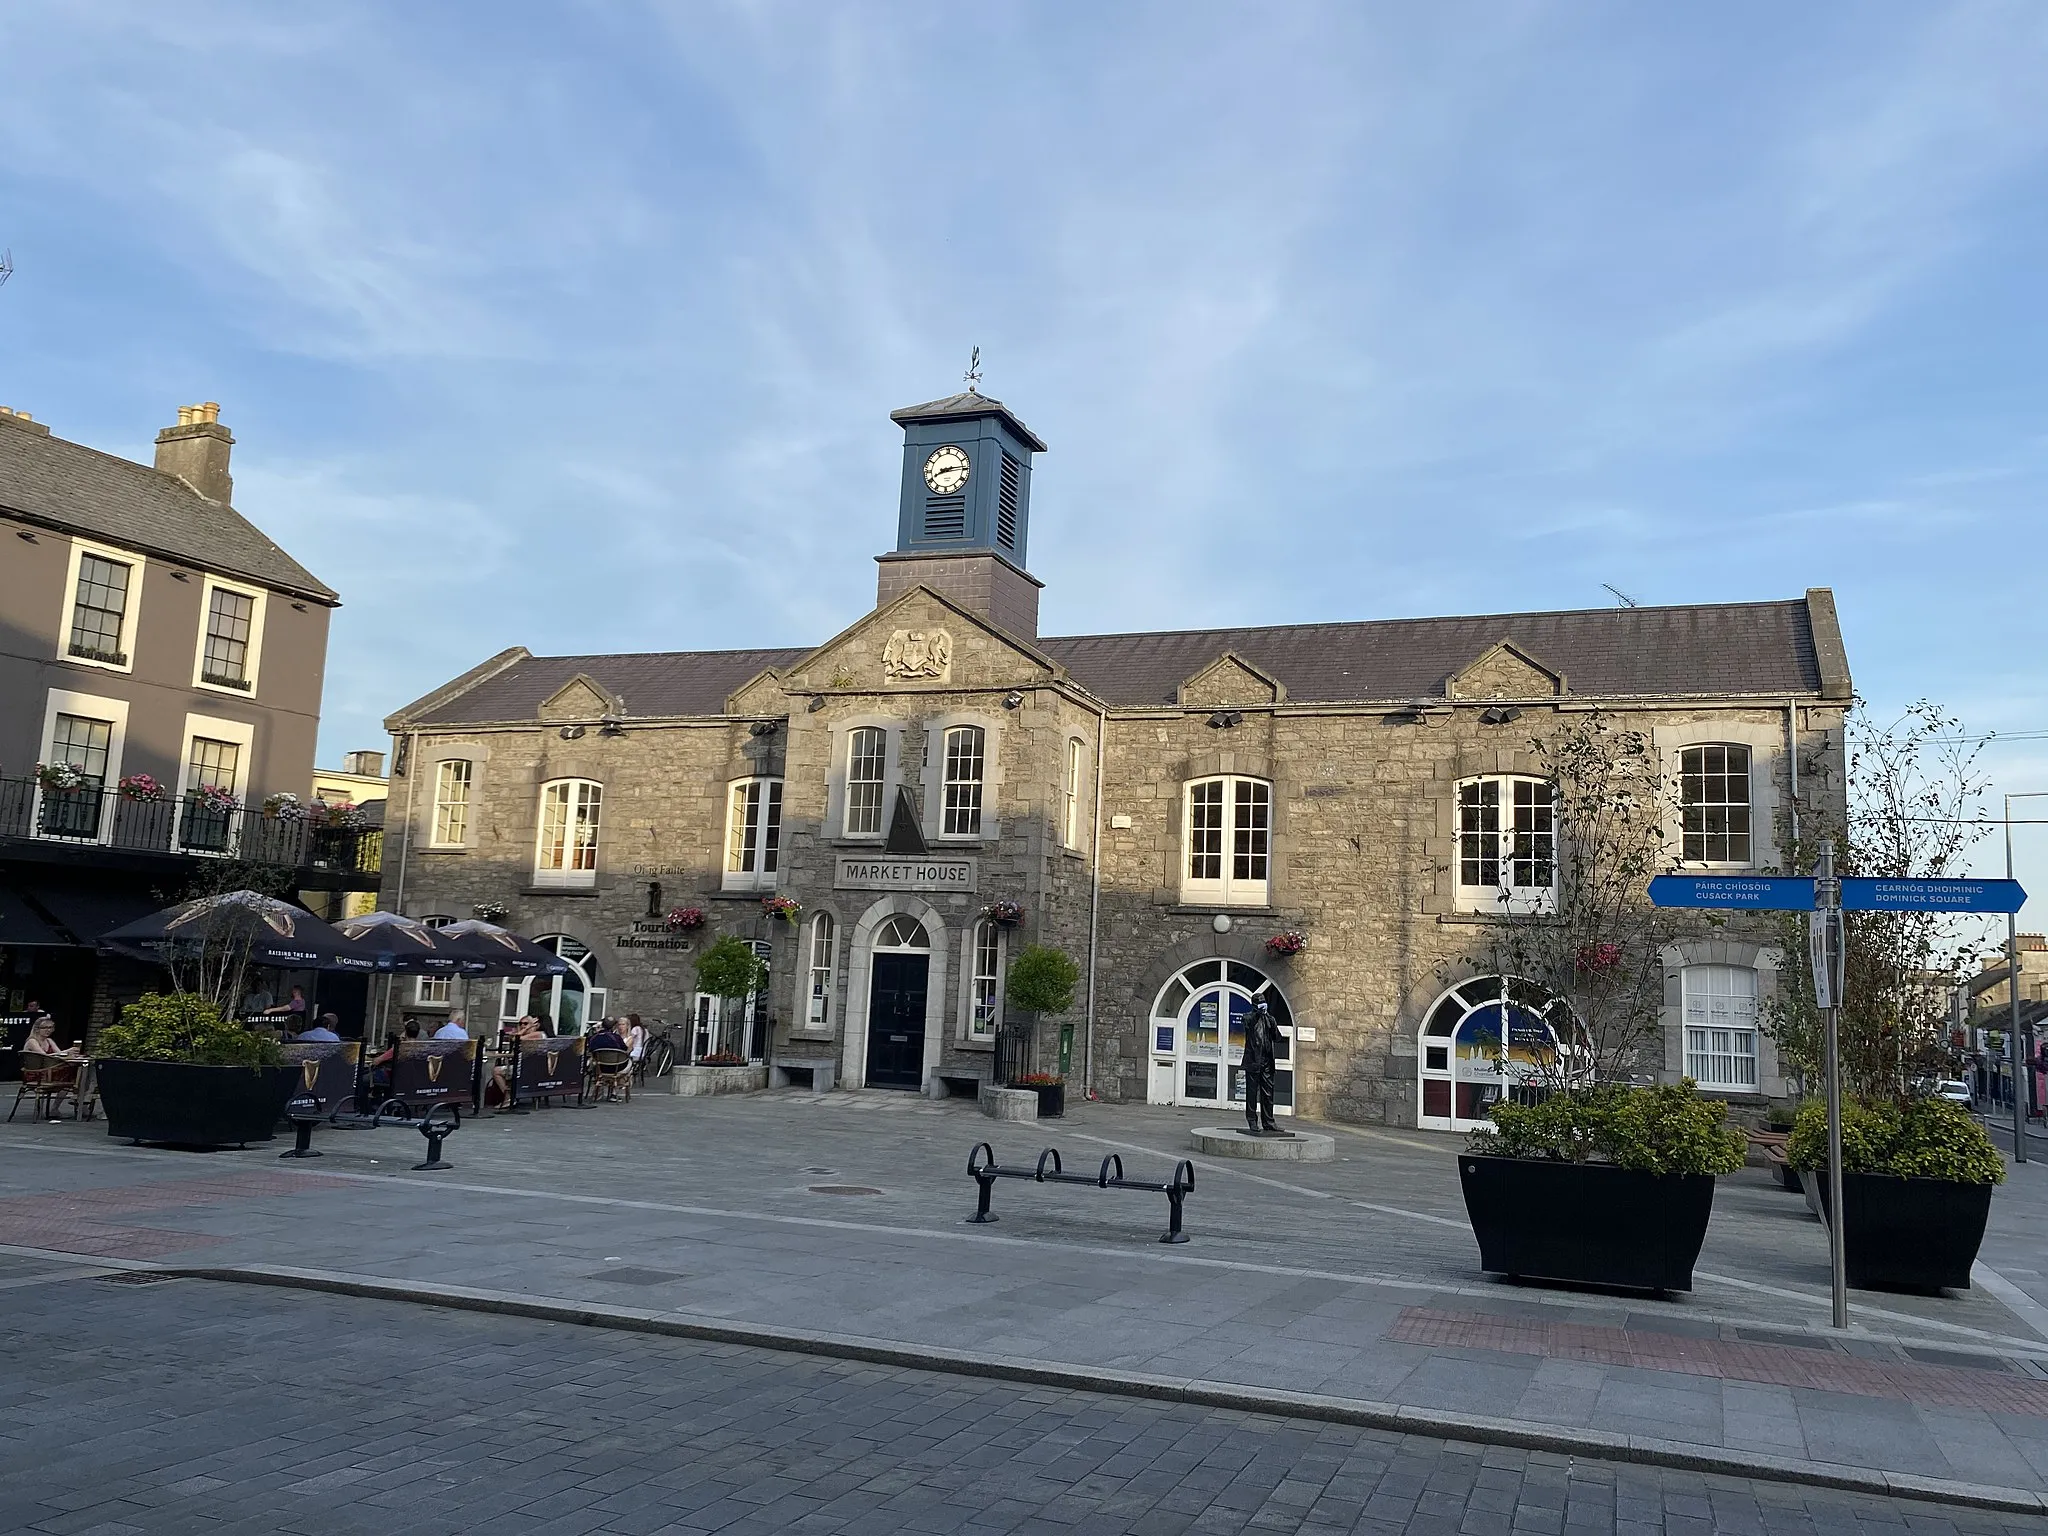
[[1651, 860, 2029, 1329]]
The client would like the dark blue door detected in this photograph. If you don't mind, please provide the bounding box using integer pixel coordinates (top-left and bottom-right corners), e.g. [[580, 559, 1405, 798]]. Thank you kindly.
[[865, 953, 928, 1089]]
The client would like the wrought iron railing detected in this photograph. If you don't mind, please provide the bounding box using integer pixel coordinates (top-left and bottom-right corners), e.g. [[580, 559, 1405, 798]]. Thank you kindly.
[[994, 1021, 1033, 1087], [0, 775, 380, 874]]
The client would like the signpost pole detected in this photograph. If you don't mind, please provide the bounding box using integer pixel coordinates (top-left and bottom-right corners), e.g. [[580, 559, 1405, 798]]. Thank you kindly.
[[1812, 844, 1848, 1331], [2005, 794, 2030, 1166]]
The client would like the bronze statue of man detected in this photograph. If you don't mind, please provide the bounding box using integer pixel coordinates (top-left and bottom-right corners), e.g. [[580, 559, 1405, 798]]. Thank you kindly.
[[1241, 999, 1282, 1134]]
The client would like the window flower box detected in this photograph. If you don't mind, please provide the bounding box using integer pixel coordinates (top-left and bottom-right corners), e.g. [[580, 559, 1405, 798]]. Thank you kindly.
[[117, 773, 166, 803]]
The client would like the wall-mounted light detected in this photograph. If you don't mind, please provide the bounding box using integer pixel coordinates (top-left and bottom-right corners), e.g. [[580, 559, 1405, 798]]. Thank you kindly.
[[290, 601, 308, 612], [1002, 691, 1025, 710], [1479, 706, 1523, 726], [1206, 710, 1243, 729], [749, 719, 781, 738], [559, 724, 586, 740], [15, 530, 36, 543], [170, 570, 191, 582], [807, 695, 828, 713], [599, 717, 626, 737]]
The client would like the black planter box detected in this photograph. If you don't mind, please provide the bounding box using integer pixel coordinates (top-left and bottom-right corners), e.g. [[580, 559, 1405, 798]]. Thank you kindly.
[[97, 1059, 297, 1148], [1458, 1154, 1718, 1293], [1029, 1083, 1065, 1119], [1805, 1170, 1994, 1292]]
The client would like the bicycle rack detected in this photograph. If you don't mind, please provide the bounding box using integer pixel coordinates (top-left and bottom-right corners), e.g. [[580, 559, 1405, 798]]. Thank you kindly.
[[966, 1141, 1196, 1244]]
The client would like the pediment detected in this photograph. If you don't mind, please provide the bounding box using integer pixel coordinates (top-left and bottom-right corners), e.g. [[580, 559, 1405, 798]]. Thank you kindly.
[[1444, 640, 1566, 701], [724, 669, 789, 717], [536, 674, 616, 722], [1176, 652, 1284, 709], [782, 585, 1063, 696]]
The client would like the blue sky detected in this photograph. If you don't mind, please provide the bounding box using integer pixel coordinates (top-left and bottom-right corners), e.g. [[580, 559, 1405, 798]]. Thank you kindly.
[[3, 2, 2046, 915]]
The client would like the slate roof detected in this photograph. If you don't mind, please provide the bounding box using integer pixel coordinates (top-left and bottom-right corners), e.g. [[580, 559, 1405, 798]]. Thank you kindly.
[[398, 596, 1838, 726], [0, 416, 337, 602], [888, 392, 1047, 452]]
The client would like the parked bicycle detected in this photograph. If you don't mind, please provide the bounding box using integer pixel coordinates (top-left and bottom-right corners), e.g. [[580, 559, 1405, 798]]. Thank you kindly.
[[637, 1019, 676, 1084]]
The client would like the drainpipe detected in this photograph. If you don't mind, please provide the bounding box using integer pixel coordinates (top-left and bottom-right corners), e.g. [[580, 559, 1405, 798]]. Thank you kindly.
[[1084, 702, 1107, 1100], [1784, 699, 1801, 849], [375, 729, 420, 1047]]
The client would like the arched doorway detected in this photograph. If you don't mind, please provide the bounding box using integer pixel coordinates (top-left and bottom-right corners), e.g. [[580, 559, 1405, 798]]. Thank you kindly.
[[865, 914, 931, 1090], [1146, 958, 1295, 1115], [1417, 975, 1582, 1132], [499, 935, 608, 1037]]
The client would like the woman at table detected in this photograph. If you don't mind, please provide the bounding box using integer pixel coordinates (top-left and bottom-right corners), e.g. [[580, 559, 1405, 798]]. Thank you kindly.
[[20, 1014, 81, 1061], [488, 1015, 548, 1102]]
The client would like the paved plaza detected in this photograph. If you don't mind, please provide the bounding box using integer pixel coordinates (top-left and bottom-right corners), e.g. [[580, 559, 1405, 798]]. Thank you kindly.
[[2, 1090, 2047, 1523], [2, 1269, 2044, 1536]]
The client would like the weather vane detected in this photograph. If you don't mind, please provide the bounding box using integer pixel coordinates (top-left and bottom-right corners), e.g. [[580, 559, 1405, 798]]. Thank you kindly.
[[964, 345, 982, 394]]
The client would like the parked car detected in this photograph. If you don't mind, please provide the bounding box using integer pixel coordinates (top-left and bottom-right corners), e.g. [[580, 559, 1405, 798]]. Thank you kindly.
[[1910, 1077, 1972, 1105]]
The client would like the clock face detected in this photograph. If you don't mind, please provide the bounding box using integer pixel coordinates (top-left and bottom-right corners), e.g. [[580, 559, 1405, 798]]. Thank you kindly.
[[923, 444, 971, 495]]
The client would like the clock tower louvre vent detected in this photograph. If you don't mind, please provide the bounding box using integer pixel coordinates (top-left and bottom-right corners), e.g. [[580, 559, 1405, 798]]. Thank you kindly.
[[922, 495, 967, 540], [996, 451, 1021, 550]]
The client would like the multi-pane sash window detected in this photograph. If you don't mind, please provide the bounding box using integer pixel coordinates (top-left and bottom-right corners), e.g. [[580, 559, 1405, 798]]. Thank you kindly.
[[1455, 775, 1556, 911], [1063, 738, 1083, 849], [845, 727, 886, 836], [969, 919, 1002, 1041], [535, 779, 602, 886], [181, 735, 243, 853], [432, 760, 473, 846], [807, 913, 836, 1027], [1683, 964, 1760, 1090], [201, 586, 257, 689], [1680, 745, 1752, 866], [1183, 776, 1271, 905], [942, 726, 985, 837], [68, 555, 132, 665], [724, 777, 783, 889], [187, 735, 242, 798], [39, 713, 114, 838], [415, 916, 455, 1004]]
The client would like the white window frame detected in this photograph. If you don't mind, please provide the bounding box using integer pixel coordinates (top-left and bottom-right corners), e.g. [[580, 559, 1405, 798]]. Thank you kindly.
[[1682, 964, 1760, 1092], [722, 776, 783, 892], [533, 778, 603, 888], [1453, 774, 1557, 915], [34, 688, 131, 846], [58, 539, 143, 675], [806, 912, 837, 1030], [843, 726, 888, 838], [940, 725, 985, 839], [1062, 737, 1084, 850], [192, 574, 269, 697], [966, 918, 1004, 1042], [1678, 743, 1754, 869], [414, 915, 456, 1005], [172, 711, 256, 857], [1181, 775, 1271, 907], [430, 759, 474, 848]]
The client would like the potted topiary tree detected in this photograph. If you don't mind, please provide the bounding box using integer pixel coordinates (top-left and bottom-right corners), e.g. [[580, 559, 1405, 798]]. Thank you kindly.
[[673, 936, 771, 1096], [1003, 945, 1080, 1116], [94, 992, 293, 1148], [1786, 1094, 2003, 1290]]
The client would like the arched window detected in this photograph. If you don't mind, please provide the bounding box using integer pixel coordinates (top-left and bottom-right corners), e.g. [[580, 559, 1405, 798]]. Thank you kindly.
[[534, 779, 602, 888], [723, 777, 783, 891], [873, 913, 931, 951], [1679, 745, 1752, 866], [967, 919, 1003, 1042], [1146, 957, 1294, 1111], [499, 934, 607, 1036], [845, 728, 887, 837], [807, 913, 837, 1028], [942, 726, 985, 837], [1417, 976, 1583, 1131], [1454, 775, 1554, 913], [413, 914, 456, 1005], [1182, 776, 1271, 906]]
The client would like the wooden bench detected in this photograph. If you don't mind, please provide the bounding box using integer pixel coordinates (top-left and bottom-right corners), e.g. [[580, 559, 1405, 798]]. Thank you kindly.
[[1745, 1129, 1801, 1191], [770, 1057, 837, 1093]]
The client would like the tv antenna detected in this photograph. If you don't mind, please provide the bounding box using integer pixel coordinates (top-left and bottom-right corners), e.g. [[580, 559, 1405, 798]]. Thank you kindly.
[[0, 250, 12, 290], [963, 345, 982, 394], [1602, 583, 1639, 608]]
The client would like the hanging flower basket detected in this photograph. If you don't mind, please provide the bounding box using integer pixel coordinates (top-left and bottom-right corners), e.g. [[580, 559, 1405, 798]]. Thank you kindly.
[[116, 773, 166, 803], [665, 906, 705, 931], [262, 791, 307, 821], [473, 900, 510, 922], [761, 895, 802, 924], [980, 899, 1025, 927], [1576, 942, 1623, 975], [35, 762, 87, 791], [1265, 930, 1308, 958]]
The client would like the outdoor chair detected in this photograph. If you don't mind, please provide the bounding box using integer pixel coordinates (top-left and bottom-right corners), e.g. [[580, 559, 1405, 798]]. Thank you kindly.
[[588, 1047, 633, 1103], [9, 1058, 86, 1122]]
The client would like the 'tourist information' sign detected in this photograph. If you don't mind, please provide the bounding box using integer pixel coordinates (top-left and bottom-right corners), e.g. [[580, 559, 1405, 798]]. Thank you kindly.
[[834, 856, 978, 893]]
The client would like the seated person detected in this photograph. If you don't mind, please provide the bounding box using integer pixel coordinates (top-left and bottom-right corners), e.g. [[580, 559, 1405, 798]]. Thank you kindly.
[[264, 986, 308, 1023], [296, 1013, 342, 1043], [587, 1018, 626, 1054], [432, 1012, 470, 1041], [489, 1014, 549, 1101], [624, 1013, 647, 1064], [20, 1014, 82, 1060]]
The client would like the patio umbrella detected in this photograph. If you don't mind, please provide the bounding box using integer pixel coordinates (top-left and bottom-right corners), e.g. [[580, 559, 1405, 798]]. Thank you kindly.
[[430, 919, 571, 978], [331, 911, 468, 975], [99, 890, 378, 972]]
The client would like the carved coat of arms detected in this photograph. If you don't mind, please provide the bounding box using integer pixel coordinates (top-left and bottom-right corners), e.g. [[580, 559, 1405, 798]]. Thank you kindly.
[[882, 628, 953, 682]]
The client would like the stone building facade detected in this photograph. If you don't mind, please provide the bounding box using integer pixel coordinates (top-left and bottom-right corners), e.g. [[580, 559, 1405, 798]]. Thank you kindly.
[[382, 391, 1851, 1126]]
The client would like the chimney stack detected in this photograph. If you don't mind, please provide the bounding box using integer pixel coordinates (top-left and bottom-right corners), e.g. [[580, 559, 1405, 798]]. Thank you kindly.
[[154, 402, 234, 504]]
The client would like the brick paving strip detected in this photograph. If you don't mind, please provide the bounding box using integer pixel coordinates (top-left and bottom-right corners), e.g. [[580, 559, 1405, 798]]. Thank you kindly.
[[1392, 1306, 2048, 1416], [0, 1170, 326, 1260]]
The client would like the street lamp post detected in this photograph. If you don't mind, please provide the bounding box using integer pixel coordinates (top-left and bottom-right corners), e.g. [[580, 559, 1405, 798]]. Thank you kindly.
[[2003, 792, 2046, 1165]]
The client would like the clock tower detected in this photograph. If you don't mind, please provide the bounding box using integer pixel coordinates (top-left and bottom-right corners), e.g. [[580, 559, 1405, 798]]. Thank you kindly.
[[876, 391, 1047, 638]]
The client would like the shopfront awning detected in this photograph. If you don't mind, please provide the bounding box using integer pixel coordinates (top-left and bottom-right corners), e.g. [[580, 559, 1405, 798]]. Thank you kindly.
[[0, 884, 71, 948], [20, 882, 168, 948]]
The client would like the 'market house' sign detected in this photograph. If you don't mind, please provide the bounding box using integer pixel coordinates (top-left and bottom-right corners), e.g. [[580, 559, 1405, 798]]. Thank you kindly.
[[833, 856, 977, 893]]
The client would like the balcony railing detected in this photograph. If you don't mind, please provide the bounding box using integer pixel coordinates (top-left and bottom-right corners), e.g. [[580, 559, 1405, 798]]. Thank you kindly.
[[0, 776, 380, 875]]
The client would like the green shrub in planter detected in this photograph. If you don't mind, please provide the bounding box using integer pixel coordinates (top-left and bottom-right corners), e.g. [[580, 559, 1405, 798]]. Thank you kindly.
[[97, 993, 282, 1067], [1475, 1081, 1746, 1176], [1786, 1096, 2004, 1184]]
